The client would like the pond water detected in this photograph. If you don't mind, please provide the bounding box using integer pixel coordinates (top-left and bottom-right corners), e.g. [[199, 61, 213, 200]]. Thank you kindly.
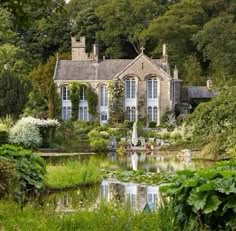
[[42, 151, 214, 212]]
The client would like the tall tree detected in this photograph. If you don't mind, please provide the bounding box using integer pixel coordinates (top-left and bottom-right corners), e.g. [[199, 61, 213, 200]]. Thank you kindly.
[[95, 0, 161, 58], [143, 0, 207, 77], [25, 55, 67, 118], [193, 14, 236, 84], [0, 70, 26, 118]]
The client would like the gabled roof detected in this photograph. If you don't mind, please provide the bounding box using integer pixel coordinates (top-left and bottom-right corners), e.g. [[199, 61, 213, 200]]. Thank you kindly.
[[54, 59, 132, 81], [183, 86, 217, 99], [54, 55, 169, 81]]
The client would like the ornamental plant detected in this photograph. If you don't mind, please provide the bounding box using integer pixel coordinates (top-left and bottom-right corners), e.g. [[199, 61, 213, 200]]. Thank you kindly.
[[161, 161, 236, 231], [0, 145, 46, 202], [9, 117, 59, 148]]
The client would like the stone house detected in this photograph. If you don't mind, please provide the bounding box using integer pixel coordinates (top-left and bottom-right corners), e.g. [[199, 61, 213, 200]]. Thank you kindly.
[[53, 37, 213, 125]]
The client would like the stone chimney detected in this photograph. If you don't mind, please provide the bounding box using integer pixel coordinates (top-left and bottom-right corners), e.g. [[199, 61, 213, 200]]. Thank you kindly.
[[71, 36, 90, 61], [162, 43, 168, 63], [173, 65, 178, 79], [207, 79, 212, 89], [93, 43, 99, 62]]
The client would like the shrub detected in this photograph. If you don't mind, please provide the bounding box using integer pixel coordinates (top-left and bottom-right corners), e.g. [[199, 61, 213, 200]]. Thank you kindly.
[[0, 158, 16, 198], [185, 87, 236, 158], [0, 145, 46, 201], [0, 114, 14, 130], [90, 138, 109, 151], [0, 123, 8, 145], [161, 160, 236, 230], [148, 122, 157, 128], [9, 117, 59, 148]]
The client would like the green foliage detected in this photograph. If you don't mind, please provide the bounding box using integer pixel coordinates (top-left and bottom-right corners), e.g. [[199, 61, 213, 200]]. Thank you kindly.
[[0, 158, 16, 198], [0, 145, 46, 201], [85, 84, 98, 116], [46, 161, 101, 189], [148, 122, 157, 128], [102, 169, 173, 185], [88, 127, 110, 151], [25, 55, 61, 119], [68, 81, 81, 120], [0, 200, 175, 231], [108, 79, 125, 124], [68, 82, 98, 120], [185, 86, 236, 159], [0, 123, 8, 145], [0, 114, 14, 130], [161, 160, 236, 230], [0, 70, 27, 118]]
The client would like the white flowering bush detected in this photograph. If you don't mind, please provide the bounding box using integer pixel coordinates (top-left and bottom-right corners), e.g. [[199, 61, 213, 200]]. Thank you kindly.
[[9, 117, 60, 148], [9, 121, 42, 148]]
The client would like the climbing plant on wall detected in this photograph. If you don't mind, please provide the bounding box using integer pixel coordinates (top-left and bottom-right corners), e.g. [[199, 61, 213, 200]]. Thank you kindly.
[[85, 85, 98, 116], [68, 82, 81, 120], [108, 78, 125, 124], [68, 81, 98, 120]]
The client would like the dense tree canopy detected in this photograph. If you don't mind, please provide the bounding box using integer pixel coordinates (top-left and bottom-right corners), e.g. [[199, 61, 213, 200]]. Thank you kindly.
[[0, 0, 235, 119]]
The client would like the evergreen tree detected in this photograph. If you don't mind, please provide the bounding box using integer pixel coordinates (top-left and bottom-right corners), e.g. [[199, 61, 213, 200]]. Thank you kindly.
[[0, 70, 26, 118]]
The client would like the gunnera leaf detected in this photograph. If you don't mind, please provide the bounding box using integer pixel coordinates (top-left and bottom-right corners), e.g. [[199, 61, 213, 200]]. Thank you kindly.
[[187, 190, 208, 211], [203, 194, 221, 214]]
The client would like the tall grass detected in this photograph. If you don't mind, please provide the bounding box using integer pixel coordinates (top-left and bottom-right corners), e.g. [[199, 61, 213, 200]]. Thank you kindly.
[[46, 160, 101, 188], [0, 200, 177, 231]]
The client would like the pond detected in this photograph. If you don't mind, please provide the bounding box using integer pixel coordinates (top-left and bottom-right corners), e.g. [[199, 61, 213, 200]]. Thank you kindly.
[[42, 151, 214, 212]]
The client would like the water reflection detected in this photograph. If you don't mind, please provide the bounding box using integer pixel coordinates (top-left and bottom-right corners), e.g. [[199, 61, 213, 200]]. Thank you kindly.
[[100, 180, 161, 211], [46, 180, 162, 212], [106, 151, 211, 173]]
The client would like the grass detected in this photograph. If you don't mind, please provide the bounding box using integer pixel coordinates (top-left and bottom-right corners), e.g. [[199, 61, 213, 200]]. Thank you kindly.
[[46, 161, 102, 189], [0, 200, 177, 231]]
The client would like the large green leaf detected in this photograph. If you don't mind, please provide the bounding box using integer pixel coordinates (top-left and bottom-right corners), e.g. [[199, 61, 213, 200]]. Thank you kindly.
[[197, 181, 215, 192], [223, 195, 236, 213], [213, 178, 236, 195], [203, 194, 221, 214], [187, 190, 208, 211], [198, 169, 219, 180]]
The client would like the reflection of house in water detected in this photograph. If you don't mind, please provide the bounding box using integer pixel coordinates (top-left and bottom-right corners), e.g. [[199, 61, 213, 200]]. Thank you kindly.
[[100, 180, 161, 211], [55, 194, 74, 213]]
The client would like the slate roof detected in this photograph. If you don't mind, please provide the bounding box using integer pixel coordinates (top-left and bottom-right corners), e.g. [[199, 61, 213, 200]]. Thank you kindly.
[[54, 58, 166, 81], [182, 86, 217, 99]]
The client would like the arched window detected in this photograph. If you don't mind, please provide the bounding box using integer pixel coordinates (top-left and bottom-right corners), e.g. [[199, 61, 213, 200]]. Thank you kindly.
[[100, 85, 108, 106], [147, 78, 158, 99], [80, 86, 86, 100], [61, 85, 70, 100], [148, 106, 152, 122], [125, 78, 136, 99], [126, 107, 131, 120], [153, 107, 158, 121], [131, 107, 136, 121]]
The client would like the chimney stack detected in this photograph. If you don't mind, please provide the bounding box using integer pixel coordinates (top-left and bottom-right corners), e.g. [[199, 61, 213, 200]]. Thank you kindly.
[[93, 43, 99, 62], [207, 79, 212, 89], [173, 65, 178, 79], [71, 36, 89, 61], [162, 43, 168, 63]]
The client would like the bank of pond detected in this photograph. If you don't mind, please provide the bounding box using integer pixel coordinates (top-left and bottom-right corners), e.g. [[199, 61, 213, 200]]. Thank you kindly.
[[0, 145, 235, 231]]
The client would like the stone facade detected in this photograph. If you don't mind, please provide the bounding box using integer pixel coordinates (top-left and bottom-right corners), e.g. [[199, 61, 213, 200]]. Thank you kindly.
[[54, 37, 212, 125]]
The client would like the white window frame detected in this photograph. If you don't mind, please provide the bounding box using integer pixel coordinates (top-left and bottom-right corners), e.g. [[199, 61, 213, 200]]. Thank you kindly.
[[125, 78, 136, 99]]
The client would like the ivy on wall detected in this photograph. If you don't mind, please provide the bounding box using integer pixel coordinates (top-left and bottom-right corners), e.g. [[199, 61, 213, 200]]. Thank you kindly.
[[68, 81, 98, 120], [108, 78, 125, 124], [68, 82, 81, 120], [85, 85, 98, 116]]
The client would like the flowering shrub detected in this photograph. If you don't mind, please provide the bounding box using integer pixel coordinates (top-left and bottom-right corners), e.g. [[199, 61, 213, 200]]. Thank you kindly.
[[9, 117, 60, 148]]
